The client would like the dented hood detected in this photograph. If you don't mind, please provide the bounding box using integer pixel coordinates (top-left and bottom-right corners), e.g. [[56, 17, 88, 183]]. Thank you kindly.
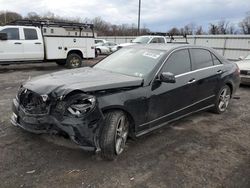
[[23, 67, 143, 96]]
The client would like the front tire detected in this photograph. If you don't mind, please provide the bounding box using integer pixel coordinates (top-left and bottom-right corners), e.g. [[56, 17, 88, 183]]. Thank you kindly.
[[212, 85, 231, 114], [66, 53, 82, 69], [100, 111, 129, 160]]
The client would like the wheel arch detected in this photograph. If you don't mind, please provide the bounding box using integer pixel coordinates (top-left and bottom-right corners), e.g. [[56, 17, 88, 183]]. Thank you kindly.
[[67, 49, 84, 59], [225, 81, 233, 96], [96, 48, 101, 53], [101, 106, 136, 138]]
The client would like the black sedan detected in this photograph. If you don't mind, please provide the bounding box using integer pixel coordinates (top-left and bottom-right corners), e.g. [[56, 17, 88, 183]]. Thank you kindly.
[[11, 44, 240, 160]]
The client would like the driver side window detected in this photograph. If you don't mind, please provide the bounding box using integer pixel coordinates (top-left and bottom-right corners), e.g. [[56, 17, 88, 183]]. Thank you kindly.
[[0, 28, 20, 40], [162, 49, 191, 75]]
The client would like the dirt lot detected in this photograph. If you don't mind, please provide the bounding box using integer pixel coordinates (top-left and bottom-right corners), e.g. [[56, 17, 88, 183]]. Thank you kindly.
[[0, 58, 250, 188]]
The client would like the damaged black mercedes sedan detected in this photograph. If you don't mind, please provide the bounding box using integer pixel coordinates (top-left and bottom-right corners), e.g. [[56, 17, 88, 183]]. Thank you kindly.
[[11, 44, 240, 160]]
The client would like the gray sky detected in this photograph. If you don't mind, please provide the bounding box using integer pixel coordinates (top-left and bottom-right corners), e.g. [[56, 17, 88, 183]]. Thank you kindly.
[[0, 0, 249, 31]]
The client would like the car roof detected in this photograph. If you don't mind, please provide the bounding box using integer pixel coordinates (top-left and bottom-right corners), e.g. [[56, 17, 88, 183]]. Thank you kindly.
[[127, 43, 212, 52]]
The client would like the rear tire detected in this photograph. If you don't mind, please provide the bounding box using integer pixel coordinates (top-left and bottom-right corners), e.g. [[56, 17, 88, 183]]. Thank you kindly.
[[66, 53, 82, 69], [100, 111, 129, 160], [211, 85, 231, 114]]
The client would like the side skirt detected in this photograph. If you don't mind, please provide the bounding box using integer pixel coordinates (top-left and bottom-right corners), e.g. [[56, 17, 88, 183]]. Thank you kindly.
[[135, 104, 214, 137]]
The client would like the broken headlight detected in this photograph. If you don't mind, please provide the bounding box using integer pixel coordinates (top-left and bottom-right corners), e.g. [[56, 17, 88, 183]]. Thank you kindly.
[[67, 96, 96, 117]]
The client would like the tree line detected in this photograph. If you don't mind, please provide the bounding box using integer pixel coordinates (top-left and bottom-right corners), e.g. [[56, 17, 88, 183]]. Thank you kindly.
[[0, 10, 249, 35]]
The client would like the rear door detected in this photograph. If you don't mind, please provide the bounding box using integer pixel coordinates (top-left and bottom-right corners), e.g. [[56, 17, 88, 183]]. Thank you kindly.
[[22, 28, 44, 60], [0, 27, 24, 61], [189, 48, 223, 107]]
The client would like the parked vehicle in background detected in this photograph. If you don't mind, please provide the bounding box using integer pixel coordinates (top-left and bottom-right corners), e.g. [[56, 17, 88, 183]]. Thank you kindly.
[[94, 39, 108, 45], [95, 41, 118, 55], [236, 54, 250, 85], [113, 35, 167, 51], [11, 44, 240, 160], [0, 20, 95, 68]]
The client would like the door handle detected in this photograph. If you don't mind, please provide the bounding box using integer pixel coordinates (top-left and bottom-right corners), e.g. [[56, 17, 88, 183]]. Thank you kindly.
[[35, 42, 42, 44], [14, 42, 22, 45], [217, 70, 223, 74], [188, 78, 196, 84]]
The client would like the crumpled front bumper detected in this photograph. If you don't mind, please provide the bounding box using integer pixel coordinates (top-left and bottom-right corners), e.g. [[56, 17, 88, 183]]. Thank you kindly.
[[11, 98, 104, 151]]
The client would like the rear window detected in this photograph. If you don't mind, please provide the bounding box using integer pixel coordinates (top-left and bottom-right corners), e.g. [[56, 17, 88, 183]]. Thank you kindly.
[[24, 28, 38, 40], [191, 49, 213, 70]]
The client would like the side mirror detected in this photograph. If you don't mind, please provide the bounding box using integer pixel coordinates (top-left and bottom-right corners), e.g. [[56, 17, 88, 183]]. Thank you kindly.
[[159, 72, 176, 83], [238, 56, 244, 60], [0, 33, 7, 40]]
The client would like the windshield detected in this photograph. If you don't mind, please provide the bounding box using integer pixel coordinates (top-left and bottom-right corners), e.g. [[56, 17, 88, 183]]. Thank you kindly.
[[132, 36, 151, 44], [245, 55, 250, 60], [94, 48, 165, 78]]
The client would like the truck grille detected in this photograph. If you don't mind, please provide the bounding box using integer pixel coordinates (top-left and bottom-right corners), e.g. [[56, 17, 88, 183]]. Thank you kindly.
[[240, 70, 250, 75], [19, 88, 50, 114]]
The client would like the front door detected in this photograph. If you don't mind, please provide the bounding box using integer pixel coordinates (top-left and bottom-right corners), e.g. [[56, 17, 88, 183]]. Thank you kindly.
[[0, 27, 24, 61], [147, 49, 197, 129]]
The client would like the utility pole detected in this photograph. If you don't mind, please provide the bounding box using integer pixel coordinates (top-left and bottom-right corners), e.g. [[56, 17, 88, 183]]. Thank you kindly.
[[137, 0, 141, 36]]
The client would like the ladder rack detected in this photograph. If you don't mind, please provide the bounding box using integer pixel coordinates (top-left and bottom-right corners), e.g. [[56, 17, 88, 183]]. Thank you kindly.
[[8, 19, 94, 30]]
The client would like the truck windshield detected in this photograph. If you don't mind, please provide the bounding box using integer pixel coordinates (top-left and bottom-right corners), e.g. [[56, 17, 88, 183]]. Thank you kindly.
[[94, 48, 165, 78], [132, 36, 151, 44]]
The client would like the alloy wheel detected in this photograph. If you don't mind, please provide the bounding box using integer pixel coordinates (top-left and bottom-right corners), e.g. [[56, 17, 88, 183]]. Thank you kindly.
[[70, 57, 81, 67], [218, 87, 231, 112], [115, 116, 129, 155]]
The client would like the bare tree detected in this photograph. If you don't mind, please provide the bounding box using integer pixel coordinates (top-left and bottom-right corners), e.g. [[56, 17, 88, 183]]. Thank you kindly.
[[239, 12, 250, 34], [227, 24, 237, 34], [168, 27, 180, 35], [0, 11, 22, 25], [140, 24, 150, 35], [183, 23, 196, 35], [195, 26, 204, 35], [208, 23, 219, 34], [26, 12, 40, 20], [218, 20, 229, 34]]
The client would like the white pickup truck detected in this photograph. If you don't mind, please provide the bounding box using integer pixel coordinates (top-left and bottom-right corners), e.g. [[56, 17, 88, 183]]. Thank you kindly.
[[0, 20, 95, 68], [114, 35, 167, 51]]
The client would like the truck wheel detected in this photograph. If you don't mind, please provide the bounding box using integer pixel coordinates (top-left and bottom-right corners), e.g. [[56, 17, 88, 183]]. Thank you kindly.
[[100, 111, 129, 160], [56, 60, 66, 66], [96, 49, 101, 56], [211, 85, 231, 114], [66, 53, 82, 69]]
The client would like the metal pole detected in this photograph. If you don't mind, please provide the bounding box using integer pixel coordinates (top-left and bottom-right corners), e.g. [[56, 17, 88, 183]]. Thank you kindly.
[[137, 0, 141, 36]]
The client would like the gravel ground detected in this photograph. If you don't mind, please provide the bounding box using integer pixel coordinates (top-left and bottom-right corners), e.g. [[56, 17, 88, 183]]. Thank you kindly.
[[0, 58, 250, 188]]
